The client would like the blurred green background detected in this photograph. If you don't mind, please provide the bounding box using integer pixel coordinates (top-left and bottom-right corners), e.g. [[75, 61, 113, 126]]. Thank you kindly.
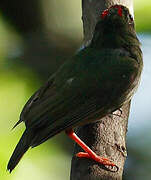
[[0, 1, 151, 180]]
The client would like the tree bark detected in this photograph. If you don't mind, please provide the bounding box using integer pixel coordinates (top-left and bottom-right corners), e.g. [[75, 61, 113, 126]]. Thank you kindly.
[[70, 1, 133, 180]]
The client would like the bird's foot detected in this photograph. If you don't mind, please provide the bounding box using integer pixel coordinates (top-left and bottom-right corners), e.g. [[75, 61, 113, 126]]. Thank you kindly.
[[76, 152, 116, 167], [66, 129, 118, 171]]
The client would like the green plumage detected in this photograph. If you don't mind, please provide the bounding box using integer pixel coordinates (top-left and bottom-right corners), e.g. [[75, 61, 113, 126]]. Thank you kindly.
[[7, 5, 143, 172]]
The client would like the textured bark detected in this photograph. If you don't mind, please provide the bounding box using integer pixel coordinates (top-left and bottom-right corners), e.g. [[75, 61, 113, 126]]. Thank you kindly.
[[70, 0, 133, 180]]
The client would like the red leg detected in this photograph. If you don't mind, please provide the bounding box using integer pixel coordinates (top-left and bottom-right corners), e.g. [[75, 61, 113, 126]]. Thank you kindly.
[[66, 129, 117, 167]]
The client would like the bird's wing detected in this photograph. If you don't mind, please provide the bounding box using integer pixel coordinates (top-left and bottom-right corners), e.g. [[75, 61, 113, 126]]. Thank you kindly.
[[15, 48, 139, 147]]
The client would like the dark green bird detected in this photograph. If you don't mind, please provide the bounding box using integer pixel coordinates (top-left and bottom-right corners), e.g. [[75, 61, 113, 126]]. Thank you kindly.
[[7, 5, 143, 172]]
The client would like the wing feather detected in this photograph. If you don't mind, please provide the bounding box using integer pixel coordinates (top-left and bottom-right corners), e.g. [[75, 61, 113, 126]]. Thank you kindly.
[[15, 48, 139, 148]]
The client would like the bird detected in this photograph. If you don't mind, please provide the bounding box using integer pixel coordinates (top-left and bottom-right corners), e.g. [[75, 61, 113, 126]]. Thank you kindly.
[[7, 4, 143, 172]]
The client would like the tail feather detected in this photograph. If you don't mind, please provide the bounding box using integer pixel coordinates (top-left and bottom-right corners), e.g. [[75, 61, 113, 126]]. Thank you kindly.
[[7, 130, 31, 172]]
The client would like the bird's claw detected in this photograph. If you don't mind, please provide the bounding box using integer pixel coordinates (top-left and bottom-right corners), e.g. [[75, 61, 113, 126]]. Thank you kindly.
[[76, 152, 117, 167]]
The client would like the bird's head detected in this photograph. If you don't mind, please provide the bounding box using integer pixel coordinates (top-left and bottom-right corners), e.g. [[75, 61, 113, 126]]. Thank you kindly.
[[91, 5, 136, 48], [100, 5, 134, 27]]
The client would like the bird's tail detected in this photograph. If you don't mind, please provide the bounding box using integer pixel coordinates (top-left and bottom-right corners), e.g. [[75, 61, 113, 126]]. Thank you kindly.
[[7, 130, 31, 172]]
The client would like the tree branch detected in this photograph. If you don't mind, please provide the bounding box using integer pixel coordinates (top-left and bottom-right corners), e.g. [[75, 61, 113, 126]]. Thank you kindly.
[[70, 0, 133, 179]]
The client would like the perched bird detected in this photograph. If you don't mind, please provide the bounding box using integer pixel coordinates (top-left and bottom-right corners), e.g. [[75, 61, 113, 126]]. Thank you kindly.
[[7, 5, 143, 172]]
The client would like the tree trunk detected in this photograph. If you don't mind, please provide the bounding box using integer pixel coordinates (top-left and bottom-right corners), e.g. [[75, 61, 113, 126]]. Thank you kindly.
[[70, 0, 133, 180]]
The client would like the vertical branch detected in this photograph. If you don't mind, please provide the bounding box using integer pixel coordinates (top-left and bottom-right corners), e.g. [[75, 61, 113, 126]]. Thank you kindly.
[[70, 0, 133, 180]]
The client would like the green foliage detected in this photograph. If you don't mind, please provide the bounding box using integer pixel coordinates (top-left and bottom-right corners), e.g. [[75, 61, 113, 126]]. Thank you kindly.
[[134, 0, 151, 32], [0, 64, 71, 180]]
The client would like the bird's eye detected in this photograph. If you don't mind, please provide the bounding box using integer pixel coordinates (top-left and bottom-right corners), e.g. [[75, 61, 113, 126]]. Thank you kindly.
[[127, 14, 133, 24], [129, 14, 133, 21], [33, 97, 39, 103]]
